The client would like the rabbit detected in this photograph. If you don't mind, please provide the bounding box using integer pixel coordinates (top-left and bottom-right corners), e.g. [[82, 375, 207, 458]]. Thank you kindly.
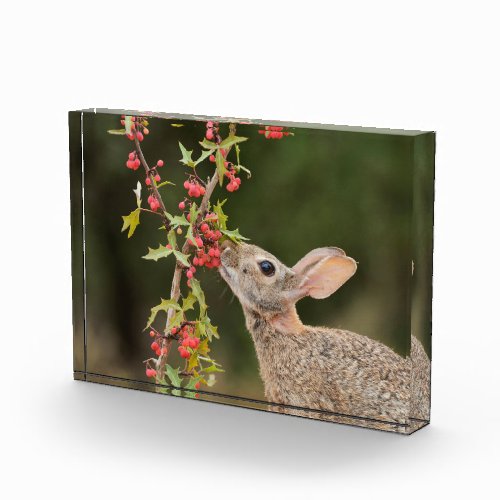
[[219, 241, 430, 432]]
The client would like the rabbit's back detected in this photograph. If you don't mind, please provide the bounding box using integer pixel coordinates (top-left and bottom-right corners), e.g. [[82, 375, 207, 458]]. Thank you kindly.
[[253, 325, 428, 424]]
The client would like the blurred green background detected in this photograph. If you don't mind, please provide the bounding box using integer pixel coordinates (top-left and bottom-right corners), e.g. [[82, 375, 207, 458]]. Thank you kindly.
[[78, 113, 432, 401]]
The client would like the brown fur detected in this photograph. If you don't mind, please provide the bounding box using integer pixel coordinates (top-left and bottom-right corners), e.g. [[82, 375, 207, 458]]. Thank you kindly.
[[219, 242, 430, 429]]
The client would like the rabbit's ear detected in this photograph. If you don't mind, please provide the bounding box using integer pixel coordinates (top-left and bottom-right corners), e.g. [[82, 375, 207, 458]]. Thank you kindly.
[[292, 247, 357, 300]]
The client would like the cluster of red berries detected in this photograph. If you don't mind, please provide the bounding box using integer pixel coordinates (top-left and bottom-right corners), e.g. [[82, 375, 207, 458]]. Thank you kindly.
[[183, 178, 206, 198], [126, 151, 141, 170], [121, 116, 149, 142], [191, 219, 222, 269], [148, 194, 161, 211], [258, 125, 290, 139], [205, 121, 218, 141], [171, 324, 201, 359], [224, 165, 242, 192]]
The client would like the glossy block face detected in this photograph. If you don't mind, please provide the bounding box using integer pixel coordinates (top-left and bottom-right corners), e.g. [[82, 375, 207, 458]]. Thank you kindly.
[[70, 110, 434, 434]]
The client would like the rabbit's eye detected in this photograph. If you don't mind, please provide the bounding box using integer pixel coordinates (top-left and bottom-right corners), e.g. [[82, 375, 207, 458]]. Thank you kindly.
[[259, 260, 275, 277]]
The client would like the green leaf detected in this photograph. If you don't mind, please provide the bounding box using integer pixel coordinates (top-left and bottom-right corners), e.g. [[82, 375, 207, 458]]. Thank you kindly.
[[190, 278, 206, 314], [194, 148, 215, 166], [203, 363, 225, 374], [201, 317, 219, 341], [236, 164, 252, 179], [167, 229, 177, 249], [189, 202, 200, 226], [145, 299, 181, 328], [168, 308, 185, 330], [215, 149, 226, 186], [142, 244, 173, 262], [179, 142, 195, 167], [199, 138, 218, 150], [182, 293, 197, 312], [197, 337, 210, 356], [121, 208, 140, 238], [187, 355, 200, 373], [167, 213, 190, 227], [218, 135, 248, 149], [107, 129, 127, 135], [173, 250, 190, 268], [221, 228, 249, 243], [185, 375, 203, 390], [212, 199, 228, 230], [156, 180, 176, 189], [165, 364, 182, 387]]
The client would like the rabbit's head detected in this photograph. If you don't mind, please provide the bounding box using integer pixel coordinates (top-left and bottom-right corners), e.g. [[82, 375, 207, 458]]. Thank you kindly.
[[219, 241, 357, 330]]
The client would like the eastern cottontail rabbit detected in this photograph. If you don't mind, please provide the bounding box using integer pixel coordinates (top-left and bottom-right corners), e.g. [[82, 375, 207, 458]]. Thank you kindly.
[[219, 241, 430, 432]]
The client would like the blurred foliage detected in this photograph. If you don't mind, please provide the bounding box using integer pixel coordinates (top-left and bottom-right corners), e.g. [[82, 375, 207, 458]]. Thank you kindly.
[[77, 113, 433, 401]]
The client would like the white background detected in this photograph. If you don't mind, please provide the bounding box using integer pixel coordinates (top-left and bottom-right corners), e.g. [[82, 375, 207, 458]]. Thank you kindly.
[[1, 1, 499, 498]]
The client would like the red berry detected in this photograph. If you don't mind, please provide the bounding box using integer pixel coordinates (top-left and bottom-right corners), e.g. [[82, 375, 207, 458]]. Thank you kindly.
[[166, 243, 172, 249], [143, 128, 149, 135], [184, 180, 190, 189], [178, 201, 186, 210], [146, 368, 157, 378], [134, 159, 140, 169], [136, 131, 144, 142], [151, 341, 159, 351], [149, 330, 155, 337], [155, 348, 162, 356], [201, 223, 209, 233], [195, 237, 204, 248], [194, 381, 201, 390], [199, 186, 206, 195], [145, 177, 151, 186], [128, 152, 135, 160], [226, 183, 234, 192], [208, 248, 216, 257], [126, 160, 134, 169], [209, 154, 215, 163], [206, 129, 214, 140], [171, 327, 177, 334], [214, 248, 221, 258], [186, 270, 193, 279], [157, 159, 164, 167], [154, 174, 161, 182], [182, 338, 190, 348], [193, 257, 199, 266], [186, 213, 191, 222], [206, 121, 214, 128], [189, 337, 197, 349], [161, 347, 168, 355], [220, 149, 227, 158], [179, 348, 190, 359]]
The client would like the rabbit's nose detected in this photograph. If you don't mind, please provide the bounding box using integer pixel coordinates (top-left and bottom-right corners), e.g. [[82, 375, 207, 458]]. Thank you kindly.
[[220, 240, 235, 251]]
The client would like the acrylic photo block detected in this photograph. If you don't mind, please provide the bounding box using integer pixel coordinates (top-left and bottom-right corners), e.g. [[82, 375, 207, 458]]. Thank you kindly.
[[69, 109, 435, 434]]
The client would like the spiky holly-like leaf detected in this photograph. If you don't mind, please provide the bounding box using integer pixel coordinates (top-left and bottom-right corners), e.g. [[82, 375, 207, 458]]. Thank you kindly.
[[145, 299, 181, 328], [215, 149, 226, 186], [190, 278, 206, 314], [121, 208, 141, 238], [179, 142, 195, 167], [221, 228, 249, 243], [218, 135, 248, 149], [172, 250, 190, 268], [182, 293, 197, 312], [165, 364, 182, 387], [212, 199, 228, 230], [142, 245, 173, 262]]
